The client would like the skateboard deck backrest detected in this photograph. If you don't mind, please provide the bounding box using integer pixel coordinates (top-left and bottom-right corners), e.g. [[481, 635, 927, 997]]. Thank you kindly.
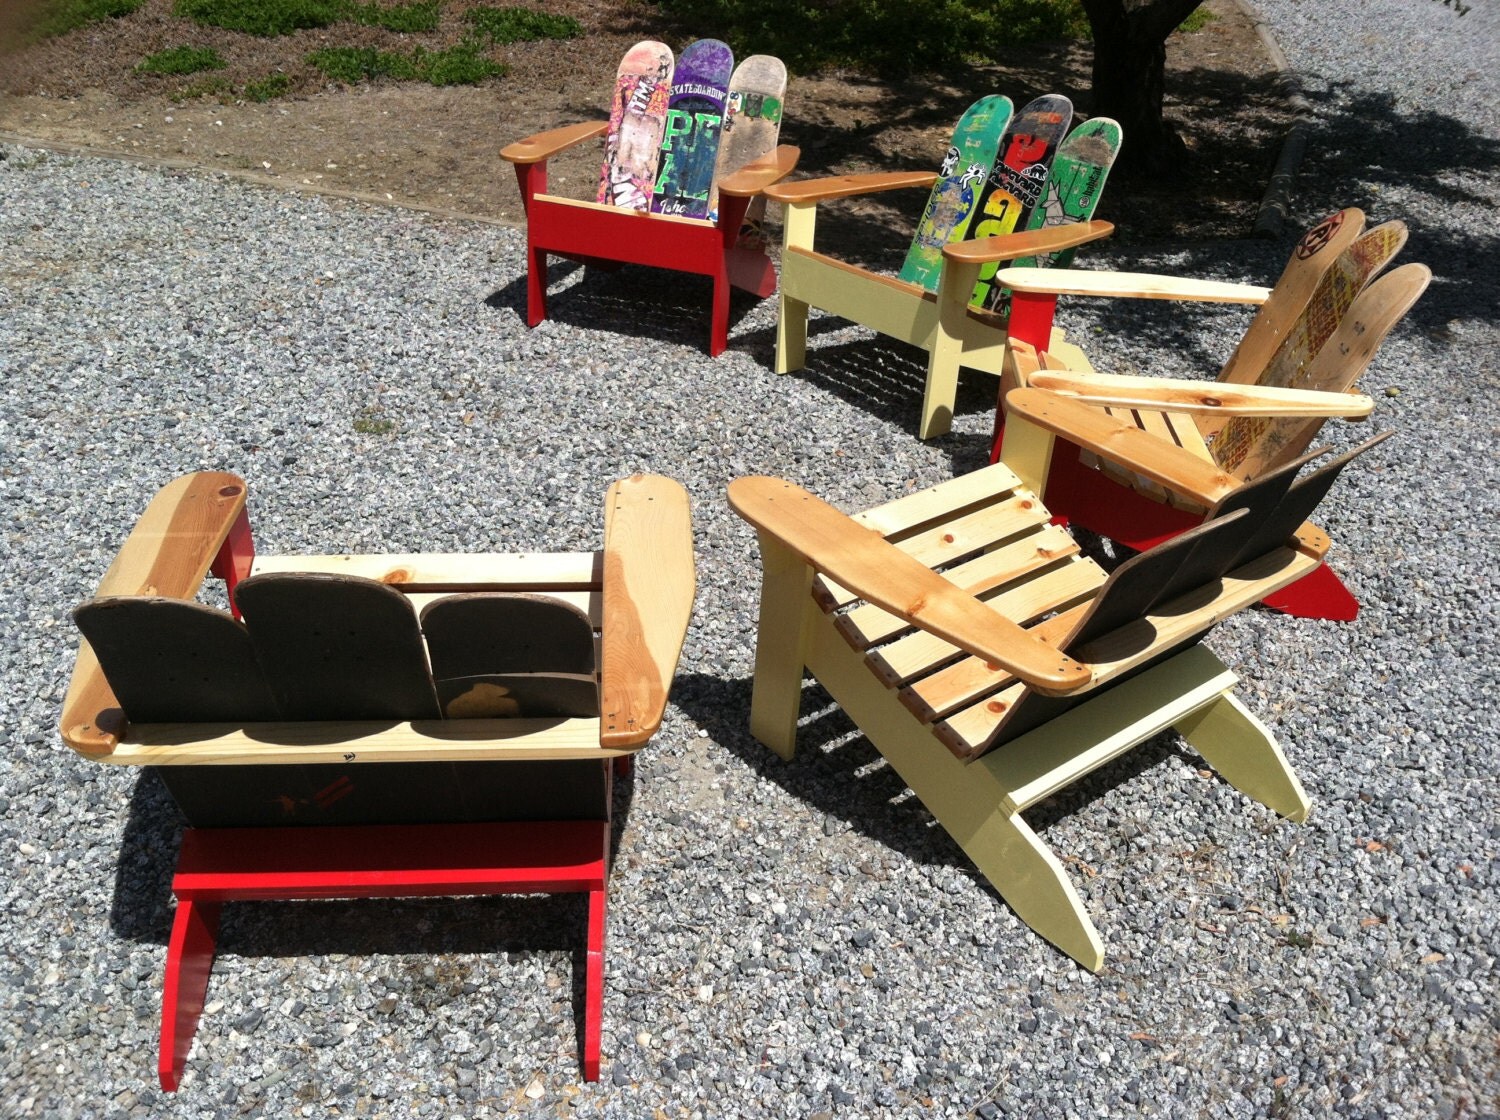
[[651, 38, 734, 218], [597, 40, 675, 209], [77, 577, 603, 726]]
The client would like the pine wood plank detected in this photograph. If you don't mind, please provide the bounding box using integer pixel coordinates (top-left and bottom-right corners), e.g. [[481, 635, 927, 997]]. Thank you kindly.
[[728, 477, 1092, 693], [996, 267, 1272, 304], [718, 145, 801, 197], [499, 121, 607, 165], [1028, 371, 1376, 417], [249, 551, 600, 590], [599, 474, 695, 747], [764, 170, 936, 204], [940, 221, 1114, 265]]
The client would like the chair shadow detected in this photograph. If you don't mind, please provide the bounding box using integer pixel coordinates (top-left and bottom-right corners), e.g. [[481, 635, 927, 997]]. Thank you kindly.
[[108, 762, 638, 1054], [485, 258, 768, 356], [671, 670, 1191, 906]]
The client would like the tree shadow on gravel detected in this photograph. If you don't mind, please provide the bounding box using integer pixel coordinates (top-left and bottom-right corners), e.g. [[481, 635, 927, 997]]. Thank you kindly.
[[673, 671, 1196, 908]]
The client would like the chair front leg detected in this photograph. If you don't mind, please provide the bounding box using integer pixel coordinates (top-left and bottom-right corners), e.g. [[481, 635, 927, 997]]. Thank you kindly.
[[746, 534, 817, 759]]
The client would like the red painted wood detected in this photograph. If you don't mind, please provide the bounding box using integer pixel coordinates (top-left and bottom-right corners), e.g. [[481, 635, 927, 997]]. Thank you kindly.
[[1259, 561, 1359, 621], [158, 897, 221, 1091], [1006, 290, 1059, 352], [211, 507, 254, 621], [159, 819, 612, 1089]]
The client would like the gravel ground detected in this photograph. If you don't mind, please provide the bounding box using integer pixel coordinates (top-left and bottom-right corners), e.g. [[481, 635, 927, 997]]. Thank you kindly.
[[2, 0, 1496, 1116]]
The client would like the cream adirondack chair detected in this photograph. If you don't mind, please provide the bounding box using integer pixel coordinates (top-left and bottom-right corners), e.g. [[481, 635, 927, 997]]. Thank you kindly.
[[730, 407, 1388, 968], [991, 208, 1429, 620], [61, 471, 694, 1089], [762, 105, 1116, 439]]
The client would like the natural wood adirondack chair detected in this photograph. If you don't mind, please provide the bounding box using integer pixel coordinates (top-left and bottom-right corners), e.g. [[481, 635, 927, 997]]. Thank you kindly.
[[730, 408, 1387, 968], [991, 207, 1430, 620], [60, 471, 694, 1089], [500, 53, 799, 357], [762, 103, 1116, 439]]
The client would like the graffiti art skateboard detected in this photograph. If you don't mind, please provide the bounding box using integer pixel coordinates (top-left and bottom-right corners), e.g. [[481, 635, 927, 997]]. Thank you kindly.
[[897, 94, 1015, 292], [597, 40, 674, 210], [961, 93, 1073, 310], [652, 39, 734, 218], [712, 53, 788, 245], [1012, 116, 1122, 268]]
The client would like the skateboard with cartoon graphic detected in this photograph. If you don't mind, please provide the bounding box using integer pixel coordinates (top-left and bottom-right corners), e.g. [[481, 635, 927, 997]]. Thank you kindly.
[[897, 94, 1015, 292]]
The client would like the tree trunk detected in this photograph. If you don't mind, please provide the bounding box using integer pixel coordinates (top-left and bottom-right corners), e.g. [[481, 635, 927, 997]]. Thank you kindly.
[[1081, 0, 1203, 174]]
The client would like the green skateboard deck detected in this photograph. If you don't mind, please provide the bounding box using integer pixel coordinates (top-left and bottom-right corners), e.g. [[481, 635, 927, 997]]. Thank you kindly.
[[1011, 116, 1122, 269], [652, 39, 734, 218], [712, 54, 787, 244], [962, 94, 1073, 310], [896, 94, 1014, 292], [598, 40, 674, 210]]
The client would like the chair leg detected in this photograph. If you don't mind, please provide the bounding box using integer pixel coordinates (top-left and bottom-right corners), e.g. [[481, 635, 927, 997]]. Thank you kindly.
[[1258, 562, 1359, 622], [582, 882, 605, 1082], [1174, 692, 1311, 822], [709, 271, 731, 358], [159, 896, 222, 1092], [775, 292, 810, 374], [747, 536, 816, 760], [918, 340, 961, 440], [526, 245, 549, 328]]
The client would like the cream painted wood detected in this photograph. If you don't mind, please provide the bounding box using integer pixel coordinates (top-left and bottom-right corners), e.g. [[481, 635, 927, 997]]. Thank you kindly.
[[1174, 693, 1311, 822], [746, 533, 818, 759]]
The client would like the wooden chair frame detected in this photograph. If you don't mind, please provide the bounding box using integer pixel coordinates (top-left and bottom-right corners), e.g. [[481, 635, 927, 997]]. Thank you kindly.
[[762, 169, 1114, 438], [501, 121, 799, 356], [728, 397, 1355, 968], [61, 471, 695, 1088]]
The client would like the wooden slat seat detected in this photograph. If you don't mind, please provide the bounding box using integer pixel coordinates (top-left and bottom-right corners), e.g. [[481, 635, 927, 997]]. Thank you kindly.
[[730, 429, 1387, 969]]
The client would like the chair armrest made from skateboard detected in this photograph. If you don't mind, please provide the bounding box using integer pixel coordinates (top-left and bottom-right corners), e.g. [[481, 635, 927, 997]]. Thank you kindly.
[[600, 474, 696, 749], [995, 266, 1272, 305], [1028, 370, 1377, 419], [1004, 388, 1240, 506], [763, 170, 937, 205], [60, 471, 249, 758], [728, 476, 1093, 694], [941, 221, 1115, 266], [500, 121, 608, 165], [718, 145, 802, 198]]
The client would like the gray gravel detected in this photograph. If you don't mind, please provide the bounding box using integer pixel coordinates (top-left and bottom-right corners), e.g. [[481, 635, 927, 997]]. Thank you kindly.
[[3, 0, 1497, 1115]]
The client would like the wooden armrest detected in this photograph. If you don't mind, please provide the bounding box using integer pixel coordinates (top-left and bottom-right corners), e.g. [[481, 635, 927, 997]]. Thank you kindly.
[[1029, 371, 1376, 418], [500, 121, 607, 165], [941, 221, 1115, 265], [728, 476, 1092, 693], [61, 471, 249, 757], [600, 475, 695, 748], [763, 170, 937, 205], [995, 267, 1272, 304], [1005, 388, 1239, 505], [719, 145, 801, 197]]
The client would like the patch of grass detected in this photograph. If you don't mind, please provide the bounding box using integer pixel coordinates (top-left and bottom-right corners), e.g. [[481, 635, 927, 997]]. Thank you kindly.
[[173, 0, 347, 36], [173, 0, 442, 36], [653, 0, 1087, 77], [309, 42, 504, 85], [137, 45, 227, 75], [1178, 5, 1217, 32], [27, 0, 145, 41], [176, 74, 235, 99], [243, 71, 293, 101], [352, 408, 396, 435], [463, 5, 581, 44]]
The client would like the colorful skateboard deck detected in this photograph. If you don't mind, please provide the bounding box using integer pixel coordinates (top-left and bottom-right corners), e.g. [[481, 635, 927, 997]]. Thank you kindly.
[[1212, 223, 1412, 476], [1219, 207, 1367, 386], [1012, 116, 1122, 269], [712, 53, 787, 244], [961, 94, 1073, 310], [597, 40, 674, 210], [651, 39, 734, 218], [897, 94, 1015, 292]]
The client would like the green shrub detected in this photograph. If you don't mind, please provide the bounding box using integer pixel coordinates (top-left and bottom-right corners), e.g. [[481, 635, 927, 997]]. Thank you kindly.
[[348, 1, 442, 33], [137, 45, 227, 75], [309, 42, 504, 85], [173, 0, 346, 36], [463, 5, 581, 44], [27, 0, 145, 41], [651, 0, 1087, 76], [243, 71, 293, 100]]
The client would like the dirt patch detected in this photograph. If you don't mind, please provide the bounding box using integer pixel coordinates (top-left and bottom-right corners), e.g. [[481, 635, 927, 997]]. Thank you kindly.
[[0, 0, 1291, 256]]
